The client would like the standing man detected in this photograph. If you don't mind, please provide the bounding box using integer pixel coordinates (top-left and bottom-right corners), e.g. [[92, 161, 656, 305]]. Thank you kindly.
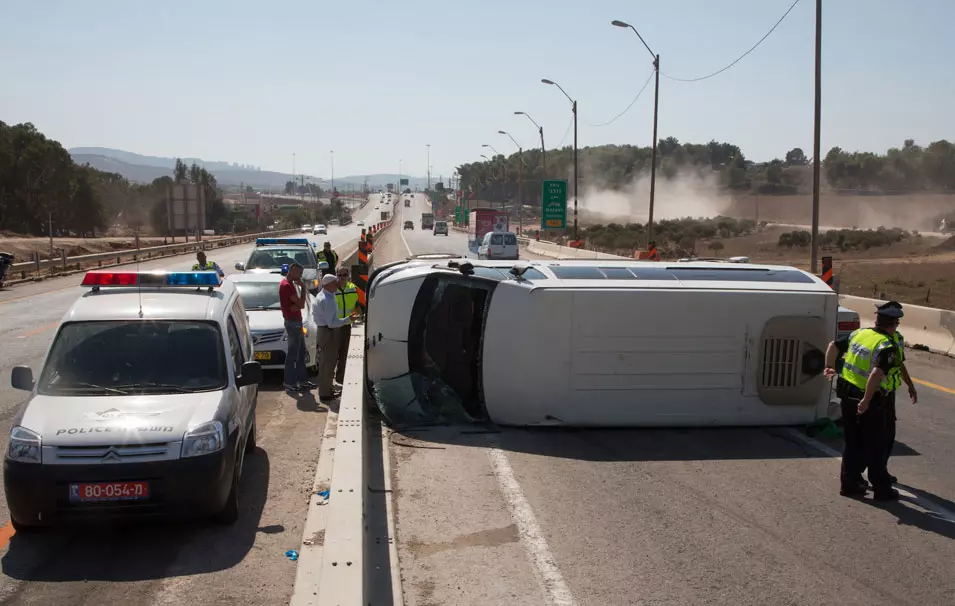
[[333, 266, 360, 387], [312, 273, 358, 402], [878, 302, 917, 483], [279, 263, 315, 393], [316, 241, 339, 277], [823, 301, 914, 501], [193, 250, 224, 277]]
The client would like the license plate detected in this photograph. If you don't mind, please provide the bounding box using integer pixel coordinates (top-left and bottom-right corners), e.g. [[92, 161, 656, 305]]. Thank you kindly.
[[69, 481, 150, 503], [254, 351, 272, 361]]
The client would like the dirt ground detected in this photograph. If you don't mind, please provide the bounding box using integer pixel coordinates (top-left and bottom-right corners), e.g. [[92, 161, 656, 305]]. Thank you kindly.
[[703, 226, 955, 311], [725, 192, 955, 233]]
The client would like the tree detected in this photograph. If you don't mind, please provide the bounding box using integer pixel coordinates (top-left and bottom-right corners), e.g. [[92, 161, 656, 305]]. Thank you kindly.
[[245, 185, 254, 193], [174, 158, 188, 183], [785, 148, 808, 166], [285, 180, 295, 195], [708, 240, 725, 255]]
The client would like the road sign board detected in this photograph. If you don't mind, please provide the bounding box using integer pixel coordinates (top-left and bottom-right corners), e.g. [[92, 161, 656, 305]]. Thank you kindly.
[[399, 178, 409, 186], [541, 180, 567, 229]]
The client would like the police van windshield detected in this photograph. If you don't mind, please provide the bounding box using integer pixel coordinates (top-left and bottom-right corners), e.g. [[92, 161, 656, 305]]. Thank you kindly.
[[38, 321, 227, 396], [247, 248, 317, 270], [234, 282, 282, 310]]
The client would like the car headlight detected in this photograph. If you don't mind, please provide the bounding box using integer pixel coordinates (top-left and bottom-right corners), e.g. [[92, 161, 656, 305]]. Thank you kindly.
[[7, 426, 41, 464], [181, 421, 225, 458]]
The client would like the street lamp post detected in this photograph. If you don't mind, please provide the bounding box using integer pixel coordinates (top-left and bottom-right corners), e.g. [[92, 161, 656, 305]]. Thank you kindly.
[[330, 150, 335, 200], [426, 144, 431, 191], [481, 144, 505, 205], [612, 19, 660, 247], [514, 111, 545, 177], [541, 79, 578, 241], [398, 158, 402, 196], [498, 130, 524, 236]]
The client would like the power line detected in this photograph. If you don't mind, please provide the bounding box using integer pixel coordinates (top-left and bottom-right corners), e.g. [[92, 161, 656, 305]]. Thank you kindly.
[[582, 70, 654, 128], [662, 0, 802, 83], [558, 115, 574, 147]]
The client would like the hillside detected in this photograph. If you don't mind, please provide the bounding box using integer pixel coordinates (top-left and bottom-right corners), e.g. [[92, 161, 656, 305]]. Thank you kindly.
[[67, 147, 431, 190]]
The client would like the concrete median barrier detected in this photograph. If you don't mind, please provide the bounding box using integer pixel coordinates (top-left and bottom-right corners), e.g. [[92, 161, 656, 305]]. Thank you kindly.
[[526, 239, 629, 260], [838, 295, 955, 356]]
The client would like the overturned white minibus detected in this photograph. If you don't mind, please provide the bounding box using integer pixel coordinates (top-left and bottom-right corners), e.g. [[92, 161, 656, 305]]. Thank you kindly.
[[364, 257, 838, 428]]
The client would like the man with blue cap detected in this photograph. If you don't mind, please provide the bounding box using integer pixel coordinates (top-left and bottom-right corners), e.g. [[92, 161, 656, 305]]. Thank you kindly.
[[824, 300, 916, 500]]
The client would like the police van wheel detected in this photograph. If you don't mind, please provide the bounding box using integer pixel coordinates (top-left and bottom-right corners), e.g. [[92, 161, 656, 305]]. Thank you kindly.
[[214, 457, 241, 525], [11, 518, 42, 534]]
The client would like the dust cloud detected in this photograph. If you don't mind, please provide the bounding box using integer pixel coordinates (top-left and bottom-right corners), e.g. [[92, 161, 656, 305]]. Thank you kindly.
[[578, 169, 729, 224]]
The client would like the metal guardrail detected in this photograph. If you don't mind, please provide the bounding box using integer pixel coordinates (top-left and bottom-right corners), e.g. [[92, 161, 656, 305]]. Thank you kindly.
[[6, 229, 300, 281]]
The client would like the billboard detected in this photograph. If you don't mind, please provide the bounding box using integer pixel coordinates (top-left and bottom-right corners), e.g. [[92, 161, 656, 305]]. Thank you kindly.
[[166, 183, 205, 235]]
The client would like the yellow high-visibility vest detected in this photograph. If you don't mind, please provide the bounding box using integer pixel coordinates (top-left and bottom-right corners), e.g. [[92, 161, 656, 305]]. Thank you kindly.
[[840, 328, 902, 392]]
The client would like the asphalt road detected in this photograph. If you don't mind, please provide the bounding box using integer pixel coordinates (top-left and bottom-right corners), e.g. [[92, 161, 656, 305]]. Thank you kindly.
[[373, 206, 955, 606], [0, 196, 385, 603], [395, 193, 551, 261]]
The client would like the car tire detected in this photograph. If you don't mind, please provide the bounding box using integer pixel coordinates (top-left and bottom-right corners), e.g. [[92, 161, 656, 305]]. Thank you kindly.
[[214, 454, 241, 525], [11, 518, 41, 534]]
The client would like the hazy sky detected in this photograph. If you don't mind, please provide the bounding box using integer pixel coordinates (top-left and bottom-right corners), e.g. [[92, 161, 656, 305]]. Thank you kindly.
[[2, 0, 952, 179]]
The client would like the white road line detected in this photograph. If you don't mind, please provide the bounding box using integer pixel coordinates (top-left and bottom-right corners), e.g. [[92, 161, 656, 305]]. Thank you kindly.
[[399, 227, 413, 256], [781, 427, 955, 523], [486, 446, 578, 606]]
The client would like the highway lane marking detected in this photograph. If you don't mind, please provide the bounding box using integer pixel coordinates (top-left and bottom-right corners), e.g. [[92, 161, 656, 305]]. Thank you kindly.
[[913, 377, 955, 396], [399, 227, 413, 256], [781, 427, 955, 524], [486, 445, 578, 606], [0, 522, 15, 548], [16, 322, 60, 339]]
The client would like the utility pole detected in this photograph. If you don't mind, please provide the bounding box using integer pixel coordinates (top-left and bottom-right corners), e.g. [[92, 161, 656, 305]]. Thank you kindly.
[[810, 0, 823, 274], [426, 144, 431, 191], [48, 212, 53, 260], [331, 150, 335, 198], [572, 99, 578, 241]]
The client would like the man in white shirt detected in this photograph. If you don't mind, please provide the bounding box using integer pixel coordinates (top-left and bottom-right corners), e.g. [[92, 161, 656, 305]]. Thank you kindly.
[[312, 273, 358, 401]]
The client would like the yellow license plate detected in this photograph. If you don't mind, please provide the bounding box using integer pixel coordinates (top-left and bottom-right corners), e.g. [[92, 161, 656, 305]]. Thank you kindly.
[[254, 351, 272, 361]]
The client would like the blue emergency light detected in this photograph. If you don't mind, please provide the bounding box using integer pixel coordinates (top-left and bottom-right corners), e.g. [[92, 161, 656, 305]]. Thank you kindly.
[[255, 238, 310, 246], [81, 271, 222, 287]]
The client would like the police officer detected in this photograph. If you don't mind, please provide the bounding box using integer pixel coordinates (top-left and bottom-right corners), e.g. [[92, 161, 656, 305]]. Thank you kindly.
[[316, 241, 338, 276], [333, 266, 359, 386], [192, 251, 224, 277], [876, 302, 918, 483], [824, 301, 913, 500]]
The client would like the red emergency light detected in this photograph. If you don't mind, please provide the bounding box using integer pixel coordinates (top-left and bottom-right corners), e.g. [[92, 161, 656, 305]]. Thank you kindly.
[[81, 272, 139, 286]]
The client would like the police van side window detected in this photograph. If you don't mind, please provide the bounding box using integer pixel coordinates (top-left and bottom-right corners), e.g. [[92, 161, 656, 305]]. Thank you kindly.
[[490, 234, 503, 245], [226, 317, 244, 375]]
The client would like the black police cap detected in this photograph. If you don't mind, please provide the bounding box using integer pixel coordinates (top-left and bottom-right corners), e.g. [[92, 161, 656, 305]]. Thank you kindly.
[[875, 301, 904, 318]]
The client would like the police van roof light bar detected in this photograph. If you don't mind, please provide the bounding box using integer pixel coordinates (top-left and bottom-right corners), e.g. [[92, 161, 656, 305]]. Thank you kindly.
[[255, 238, 310, 246], [81, 271, 222, 288]]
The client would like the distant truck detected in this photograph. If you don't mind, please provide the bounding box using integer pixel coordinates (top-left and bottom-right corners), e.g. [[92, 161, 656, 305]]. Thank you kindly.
[[405, 199, 411, 207], [421, 213, 435, 230], [467, 208, 509, 254]]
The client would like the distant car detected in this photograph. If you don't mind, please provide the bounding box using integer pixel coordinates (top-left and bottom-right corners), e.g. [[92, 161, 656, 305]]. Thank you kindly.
[[356, 221, 365, 228], [433, 221, 449, 236], [478, 231, 519, 260], [375, 205, 380, 210], [313, 224, 327, 235], [404, 221, 414, 230], [301, 224, 312, 233]]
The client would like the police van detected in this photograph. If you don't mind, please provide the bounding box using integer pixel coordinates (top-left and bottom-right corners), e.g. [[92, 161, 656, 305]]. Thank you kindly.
[[365, 258, 838, 428], [5, 271, 263, 530]]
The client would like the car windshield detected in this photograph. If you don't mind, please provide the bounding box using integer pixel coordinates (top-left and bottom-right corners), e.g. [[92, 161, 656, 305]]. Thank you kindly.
[[234, 282, 282, 310], [247, 247, 316, 270], [37, 321, 227, 396]]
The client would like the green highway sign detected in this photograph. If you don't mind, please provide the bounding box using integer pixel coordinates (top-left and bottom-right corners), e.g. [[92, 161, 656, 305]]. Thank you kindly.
[[541, 179, 567, 229], [399, 178, 409, 186]]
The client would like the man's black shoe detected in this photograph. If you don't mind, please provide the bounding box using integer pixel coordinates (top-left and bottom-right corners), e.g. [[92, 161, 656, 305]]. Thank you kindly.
[[840, 485, 868, 498], [888, 474, 898, 484], [873, 488, 900, 501]]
